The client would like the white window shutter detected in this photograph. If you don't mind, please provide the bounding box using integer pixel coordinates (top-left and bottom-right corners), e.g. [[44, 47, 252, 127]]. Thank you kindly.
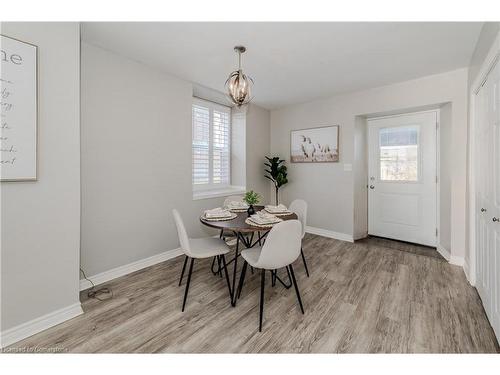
[[212, 110, 230, 185], [192, 104, 210, 185], [192, 99, 231, 189]]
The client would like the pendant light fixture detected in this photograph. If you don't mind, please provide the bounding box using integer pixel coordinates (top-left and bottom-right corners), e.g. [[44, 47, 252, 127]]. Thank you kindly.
[[225, 46, 254, 107]]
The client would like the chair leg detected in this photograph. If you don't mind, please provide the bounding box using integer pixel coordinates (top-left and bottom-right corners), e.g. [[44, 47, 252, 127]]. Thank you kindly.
[[220, 254, 232, 299], [236, 261, 248, 300], [301, 247, 310, 277], [259, 268, 266, 332], [181, 257, 195, 312], [288, 264, 304, 314], [178, 255, 188, 286], [273, 268, 292, 289], [218, 255, 223, 278], [230, 233, 240, 306], [210, 255, 223, 277]]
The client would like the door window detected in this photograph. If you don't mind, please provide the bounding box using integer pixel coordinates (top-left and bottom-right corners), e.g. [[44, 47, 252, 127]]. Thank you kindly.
[[379, 126, 419, 182]]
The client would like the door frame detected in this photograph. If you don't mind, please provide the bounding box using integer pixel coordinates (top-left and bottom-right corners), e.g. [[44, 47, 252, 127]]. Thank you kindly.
[[468, 31, 500, 286], [366, 109, 440, 247]]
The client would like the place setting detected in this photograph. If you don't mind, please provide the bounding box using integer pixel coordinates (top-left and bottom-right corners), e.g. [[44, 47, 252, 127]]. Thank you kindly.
[[245, 210, 283, 228], [224, 200, 249, 212], [264, 203, 293, 216], [201, 207, 237, 221]]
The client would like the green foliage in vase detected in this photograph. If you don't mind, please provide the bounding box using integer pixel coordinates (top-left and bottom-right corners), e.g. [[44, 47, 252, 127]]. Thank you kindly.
[[244, 190, 260, 206], [264, 156, 288, 205]]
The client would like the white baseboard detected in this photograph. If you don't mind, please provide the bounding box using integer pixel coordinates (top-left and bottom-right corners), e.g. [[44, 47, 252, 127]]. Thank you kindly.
[[80, 248, 183, 291], [437, 244, 464, 266], [463, 260, 472, 284], [0, 302, 83, 349], [353, 231, 369, 241], [1, 249, 183, 348], [450, 255, 465, 267], [436, 244, 451, 262], [306, 226, 353, 242]]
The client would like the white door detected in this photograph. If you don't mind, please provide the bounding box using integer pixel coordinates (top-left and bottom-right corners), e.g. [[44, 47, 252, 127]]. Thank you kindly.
[[475, 57, 500, 339], [368, 111, 437, 246], [476, 78, 493, 318]]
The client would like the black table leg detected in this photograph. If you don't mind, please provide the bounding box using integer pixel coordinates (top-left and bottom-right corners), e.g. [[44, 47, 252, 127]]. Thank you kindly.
[[218, 255, 223, 278], [220, 254, 232, 298]]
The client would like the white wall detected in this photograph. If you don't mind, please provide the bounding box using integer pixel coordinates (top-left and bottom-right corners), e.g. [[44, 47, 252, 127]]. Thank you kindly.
[[231, 110, 246, 188], [245, 104, 271, 203], [0, 23, 81, 339], [439, 103, 452, 254], [271, 68, 468, 260], [353, 116, 368, 240], [80, 43, 270, 277]]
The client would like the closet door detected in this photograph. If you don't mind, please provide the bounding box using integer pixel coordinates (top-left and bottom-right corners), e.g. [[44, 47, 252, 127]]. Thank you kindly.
[[476, 83, 492, 318], [488, 60, 500, 337], [476, 58, 500, 339]]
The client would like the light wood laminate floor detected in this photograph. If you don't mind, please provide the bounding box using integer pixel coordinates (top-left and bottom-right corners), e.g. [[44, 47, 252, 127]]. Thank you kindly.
[[7, 234, 500, 353]]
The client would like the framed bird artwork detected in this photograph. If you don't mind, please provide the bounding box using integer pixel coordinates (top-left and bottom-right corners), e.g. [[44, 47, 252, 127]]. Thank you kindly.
[[290, 125, 339, 163]]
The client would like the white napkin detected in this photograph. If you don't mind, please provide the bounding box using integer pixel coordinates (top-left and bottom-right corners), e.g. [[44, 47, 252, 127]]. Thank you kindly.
[[265, 204, 289, 213], [204, 207, 232, 218], [250, 211, 282, 225], [226, 200, 249, 209]]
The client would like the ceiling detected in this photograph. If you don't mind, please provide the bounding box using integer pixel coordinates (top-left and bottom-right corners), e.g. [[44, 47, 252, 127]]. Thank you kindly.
[[82, 22, 483, 109]]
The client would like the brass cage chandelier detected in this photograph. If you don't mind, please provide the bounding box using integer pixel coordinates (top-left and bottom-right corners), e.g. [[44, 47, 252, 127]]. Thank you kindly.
[[225, 46, 254, 107]]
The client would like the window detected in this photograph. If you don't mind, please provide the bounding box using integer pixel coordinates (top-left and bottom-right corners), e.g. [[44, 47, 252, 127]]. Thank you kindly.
[[379, 126, 419, 181], [192, 98, 231, 191]]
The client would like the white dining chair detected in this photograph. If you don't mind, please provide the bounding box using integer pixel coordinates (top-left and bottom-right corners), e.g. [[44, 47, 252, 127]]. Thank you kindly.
[[220, 195, 246, 240], [172, 209, 232, 312], [236, 220, 305, 331], [289, 199, 309, 277]]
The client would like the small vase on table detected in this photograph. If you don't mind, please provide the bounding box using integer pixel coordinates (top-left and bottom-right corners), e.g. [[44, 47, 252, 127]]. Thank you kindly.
[[243, 190, 260, 217]]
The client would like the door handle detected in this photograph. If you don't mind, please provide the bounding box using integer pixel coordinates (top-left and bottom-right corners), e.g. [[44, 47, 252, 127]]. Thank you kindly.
[[481, 208, 487, 212], [369, 185, 375, 190], [493, 217, 499, 223]]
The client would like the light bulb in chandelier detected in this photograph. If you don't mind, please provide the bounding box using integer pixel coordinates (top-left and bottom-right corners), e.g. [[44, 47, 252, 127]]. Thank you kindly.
[[225, 46, 254, 107]]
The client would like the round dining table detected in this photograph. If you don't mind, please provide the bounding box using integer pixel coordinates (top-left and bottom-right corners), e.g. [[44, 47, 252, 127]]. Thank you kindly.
[[200, 205, 298, 306]]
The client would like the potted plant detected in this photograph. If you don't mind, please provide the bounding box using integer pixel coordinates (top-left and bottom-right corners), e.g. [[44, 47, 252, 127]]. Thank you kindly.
[[244, 190, 260, 216], [264, 156, 288, 205]]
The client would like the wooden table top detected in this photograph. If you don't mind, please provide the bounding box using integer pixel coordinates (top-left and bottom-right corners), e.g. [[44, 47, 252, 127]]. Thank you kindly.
[[199, 205, 298, 233]]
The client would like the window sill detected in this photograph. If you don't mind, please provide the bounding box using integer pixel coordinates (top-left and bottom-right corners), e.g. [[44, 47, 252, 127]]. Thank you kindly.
[[192, 186, 246, 201]]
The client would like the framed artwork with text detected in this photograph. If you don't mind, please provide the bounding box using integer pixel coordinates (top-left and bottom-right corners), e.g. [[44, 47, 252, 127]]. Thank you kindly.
[[1, 35, 38, 181]]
